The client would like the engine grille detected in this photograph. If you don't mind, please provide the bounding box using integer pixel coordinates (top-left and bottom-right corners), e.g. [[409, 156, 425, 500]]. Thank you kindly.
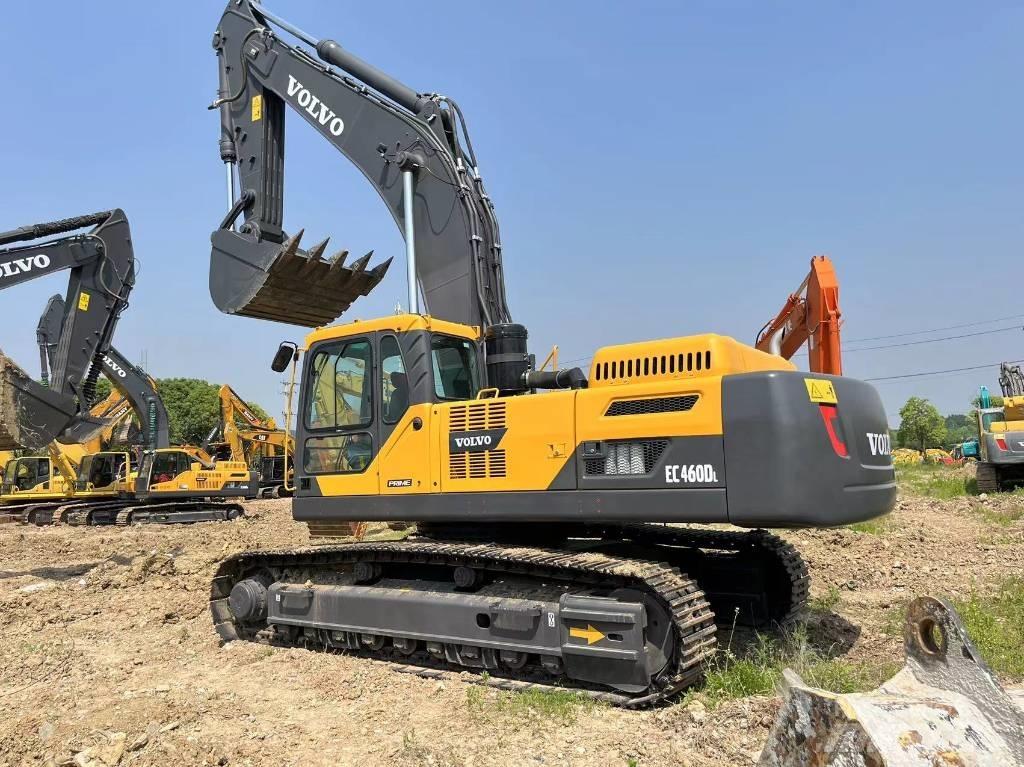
[[606, 395, 698, 417], [584, 440, 668, 476], [448, 402, 508, 480]]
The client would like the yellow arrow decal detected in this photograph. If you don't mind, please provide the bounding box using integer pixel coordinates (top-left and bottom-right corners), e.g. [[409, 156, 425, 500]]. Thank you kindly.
[[569, 624, 605, 645]]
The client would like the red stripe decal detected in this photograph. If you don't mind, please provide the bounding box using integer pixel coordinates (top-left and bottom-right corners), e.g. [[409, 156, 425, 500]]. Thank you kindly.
[[819, 404, 849, 458]]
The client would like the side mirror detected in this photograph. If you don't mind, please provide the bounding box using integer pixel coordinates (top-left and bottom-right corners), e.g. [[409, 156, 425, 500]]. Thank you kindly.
[[272, 342, 299, 373]]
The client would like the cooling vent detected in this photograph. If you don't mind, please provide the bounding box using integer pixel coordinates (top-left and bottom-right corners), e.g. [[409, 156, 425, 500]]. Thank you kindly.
[[449, 401, 507, 431], [584, 440, 668, 476], [594, 349, 712, 382], [448, 401, 508, 480], [605, 395, 698, 417]]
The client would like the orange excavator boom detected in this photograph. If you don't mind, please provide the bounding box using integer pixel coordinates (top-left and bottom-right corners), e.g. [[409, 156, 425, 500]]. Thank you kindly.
[[755, 255, 842, 376]]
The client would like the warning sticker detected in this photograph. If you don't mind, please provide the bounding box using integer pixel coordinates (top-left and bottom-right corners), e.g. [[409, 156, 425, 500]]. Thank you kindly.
[[251, 95, 263, 122], [804, 378, 837, 404], [77, 292, 91, 311]]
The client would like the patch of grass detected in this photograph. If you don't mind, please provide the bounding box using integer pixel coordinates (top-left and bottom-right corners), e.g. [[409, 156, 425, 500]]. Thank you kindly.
[[848, 518, 892, 535], [896, 464, 973, 499], [808, 585, 841, 614], [971, 501, 1024, 527], [466, 684, 599, 723], [693, 627, 895, 707], [954, 577, 1024, 680]]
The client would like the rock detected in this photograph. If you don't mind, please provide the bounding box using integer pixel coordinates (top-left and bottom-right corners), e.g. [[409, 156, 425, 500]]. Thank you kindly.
[[979, 493, 988, 501], [127, 734, 148, 752], [73, 732, 126, 767], [159, 721, 180, 733], [38, 721, 55, 744], [685, 699, 707, 724]]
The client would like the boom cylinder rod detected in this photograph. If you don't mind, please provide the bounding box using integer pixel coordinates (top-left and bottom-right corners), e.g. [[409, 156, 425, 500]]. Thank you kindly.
[[225, 163, 237, 213], [403, 170, 418, 314], [249, 1, 421, 112]]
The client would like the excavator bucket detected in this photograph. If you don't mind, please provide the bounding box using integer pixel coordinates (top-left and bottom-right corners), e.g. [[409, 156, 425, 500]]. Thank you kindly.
[[0, 352, 105, 451], [210, 228, 391, 327], [759, 596, 1024, 766]]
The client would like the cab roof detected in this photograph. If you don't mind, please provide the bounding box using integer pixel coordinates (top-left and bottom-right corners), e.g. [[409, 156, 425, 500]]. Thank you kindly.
[[305, 314, 479, 347]]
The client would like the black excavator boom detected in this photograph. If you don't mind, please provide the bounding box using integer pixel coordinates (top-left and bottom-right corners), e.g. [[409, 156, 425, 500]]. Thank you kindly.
[[209, 0, 510, 328], [0, 210, 136, 450], [38, 294, 170, 451]]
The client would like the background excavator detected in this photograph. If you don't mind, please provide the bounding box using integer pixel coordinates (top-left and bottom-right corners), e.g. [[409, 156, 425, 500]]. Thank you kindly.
[[204, 1, 894, 705], [974, 363, 1024, 492], [206, 383, 295, 498], [3, 295, 259, 525], [755, 255, 842, 375], [0, 210, 136, 451]]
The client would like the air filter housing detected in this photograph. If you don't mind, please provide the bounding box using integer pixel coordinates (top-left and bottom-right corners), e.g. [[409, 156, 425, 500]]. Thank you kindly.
[[484, 323, 530, 395]]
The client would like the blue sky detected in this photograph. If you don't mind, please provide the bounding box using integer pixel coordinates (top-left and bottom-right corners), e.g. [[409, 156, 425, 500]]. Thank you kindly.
[[1, 1, 1021, 425]]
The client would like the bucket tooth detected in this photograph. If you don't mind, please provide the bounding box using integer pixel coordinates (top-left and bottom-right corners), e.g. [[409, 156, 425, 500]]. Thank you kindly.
[[277, 230, 305, 264], [369, 257, 392, 280], [328, 249, 350, 271], [350, 252, 372, 273], [305, 238, 329, 262]]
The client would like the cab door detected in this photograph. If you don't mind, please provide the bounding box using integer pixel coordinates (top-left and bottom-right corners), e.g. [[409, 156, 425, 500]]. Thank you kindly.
[[300, 336, 380, 496], [376, 332, 431, 495]]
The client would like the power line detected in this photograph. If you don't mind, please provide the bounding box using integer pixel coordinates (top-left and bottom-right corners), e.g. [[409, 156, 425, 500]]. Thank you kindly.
[[846, 313, 1024, 343], [864, 358, 1024, 383], [846, 324, 1021, 352]]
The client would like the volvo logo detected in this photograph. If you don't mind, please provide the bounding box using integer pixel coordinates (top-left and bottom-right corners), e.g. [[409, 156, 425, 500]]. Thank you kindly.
[[286, 76, 345, 136], [449, 428, 507, 454], [0, 254, 50, 279]]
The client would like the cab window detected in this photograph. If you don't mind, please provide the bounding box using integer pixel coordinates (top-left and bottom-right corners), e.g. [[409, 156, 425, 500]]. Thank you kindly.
[[381, 335, 409, 424], [151, 452, 182, 484], [304, 433, 373, 474], [307, 340, 373, 429], [431, 335, 479, 401]]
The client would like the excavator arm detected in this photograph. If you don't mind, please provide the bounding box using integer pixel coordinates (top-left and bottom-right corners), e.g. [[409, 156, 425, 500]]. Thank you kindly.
[[755, 255, 842, 376], [209, 384, 292, 465], [0, 210, 135, 450], [37, 294, 169, 451], [209, 1, 510, 329]]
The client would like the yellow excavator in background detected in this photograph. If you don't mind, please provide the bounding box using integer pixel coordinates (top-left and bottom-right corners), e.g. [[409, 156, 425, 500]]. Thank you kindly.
[[203, 2, 894, 706], [2, 295, 259, 525], [206, 384, 296, 498]]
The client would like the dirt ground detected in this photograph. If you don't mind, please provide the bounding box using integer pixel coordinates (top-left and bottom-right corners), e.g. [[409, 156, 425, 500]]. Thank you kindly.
[[1, 484, 1022, 767]]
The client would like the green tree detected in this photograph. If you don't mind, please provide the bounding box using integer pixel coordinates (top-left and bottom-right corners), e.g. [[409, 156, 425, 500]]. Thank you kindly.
[[156, 378, 223, 446], [91, 376, 113, 404], [897, 397, 947, 452], [944, 413, 974, 446]]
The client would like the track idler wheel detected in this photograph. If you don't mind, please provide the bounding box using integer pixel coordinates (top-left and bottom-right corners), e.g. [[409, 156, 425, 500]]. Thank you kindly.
[[228, 577, 271, 623]]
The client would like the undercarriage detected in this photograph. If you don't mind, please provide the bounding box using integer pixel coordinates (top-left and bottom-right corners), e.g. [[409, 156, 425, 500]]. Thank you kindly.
[[2, 498, 245, 526], [211, 523, 807, 706]]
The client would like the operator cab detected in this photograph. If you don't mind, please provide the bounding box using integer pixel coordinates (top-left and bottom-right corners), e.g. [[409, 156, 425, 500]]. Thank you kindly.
[[77, 451, 135, 493], [1, 456, 51, 494], [282, 315, 480, 481]]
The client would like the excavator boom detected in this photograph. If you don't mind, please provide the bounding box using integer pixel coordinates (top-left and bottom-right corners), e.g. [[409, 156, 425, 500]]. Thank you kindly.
[[38, 295, 170, 451], [0, 210, 135, 450], [755, 255, 842, 375], [209, 1, 510, 328]]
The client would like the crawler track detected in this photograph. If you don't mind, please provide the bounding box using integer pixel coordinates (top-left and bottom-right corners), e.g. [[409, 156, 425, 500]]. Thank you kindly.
[[3, 499, 245, 526], [209, 525, 808, 706]]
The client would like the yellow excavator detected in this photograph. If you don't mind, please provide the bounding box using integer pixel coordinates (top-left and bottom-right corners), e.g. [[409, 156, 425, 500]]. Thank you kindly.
[[204, 2, 894, 705], [206, 384, 296, 498], [2, 295, 259, 525]]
